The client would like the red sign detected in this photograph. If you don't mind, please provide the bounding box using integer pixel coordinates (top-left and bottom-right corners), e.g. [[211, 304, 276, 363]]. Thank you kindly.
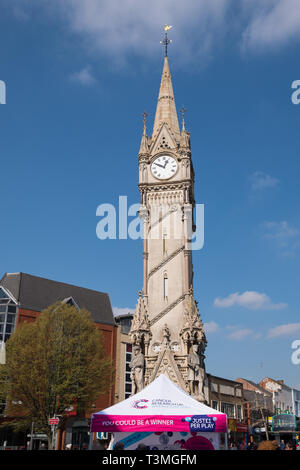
[[236, 423, 248, 432], [49, 418, 59, 425]]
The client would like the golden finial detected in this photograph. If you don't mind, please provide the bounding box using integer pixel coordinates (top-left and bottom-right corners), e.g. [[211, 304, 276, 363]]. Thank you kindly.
[[160, 25, 173, 57]]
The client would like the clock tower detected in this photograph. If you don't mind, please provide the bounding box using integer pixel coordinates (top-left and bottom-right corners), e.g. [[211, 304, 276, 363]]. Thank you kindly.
[[129, 29, 207, 401]]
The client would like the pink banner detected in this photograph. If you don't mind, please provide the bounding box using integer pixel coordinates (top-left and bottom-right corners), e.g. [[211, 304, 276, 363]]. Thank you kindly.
[[91, 414, 227, 433]]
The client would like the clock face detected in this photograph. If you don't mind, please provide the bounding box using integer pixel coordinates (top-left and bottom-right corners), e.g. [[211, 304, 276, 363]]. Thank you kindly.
[[151, 155, 178, 180]]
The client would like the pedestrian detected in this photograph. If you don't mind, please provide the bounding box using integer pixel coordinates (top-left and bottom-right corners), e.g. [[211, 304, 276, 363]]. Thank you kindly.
[[280, 439, 286, 450], [285, 440, 296, 451], [114, 442, 125, 450], [237, 440, 246, 450], [136, 443, 147, 450], [229, 441, 237, 450]]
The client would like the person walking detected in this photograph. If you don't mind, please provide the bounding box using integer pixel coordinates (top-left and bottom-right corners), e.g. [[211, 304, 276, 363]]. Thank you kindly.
[[280, 439, 286, 450], [247, 435, 257, 450], [285, 440, 296, 451]]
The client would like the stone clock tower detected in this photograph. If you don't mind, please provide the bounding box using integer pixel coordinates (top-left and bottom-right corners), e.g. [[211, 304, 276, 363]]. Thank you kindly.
[[129, 29, 207, 402]]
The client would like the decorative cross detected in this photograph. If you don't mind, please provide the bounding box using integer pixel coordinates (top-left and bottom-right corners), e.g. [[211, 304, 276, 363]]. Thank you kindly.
[[160, 25, 172, 57]]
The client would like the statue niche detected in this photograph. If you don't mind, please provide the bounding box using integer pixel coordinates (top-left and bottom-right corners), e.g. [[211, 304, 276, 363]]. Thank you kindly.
[[129, 345, 145, 395]]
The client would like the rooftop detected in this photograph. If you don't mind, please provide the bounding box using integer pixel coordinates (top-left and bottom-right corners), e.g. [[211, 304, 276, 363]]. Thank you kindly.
[[0, 272, 115, 326]]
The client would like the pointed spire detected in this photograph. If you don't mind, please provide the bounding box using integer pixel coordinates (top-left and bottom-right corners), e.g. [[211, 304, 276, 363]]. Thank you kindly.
[[139, 111, 149, 155], [152, 56, 180, 142], [180, 106, 186, 131], [180, 106, 190, 149]]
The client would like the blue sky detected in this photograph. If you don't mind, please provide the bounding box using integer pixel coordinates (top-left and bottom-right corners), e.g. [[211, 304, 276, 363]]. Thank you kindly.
[[0, 1, 300, 388]]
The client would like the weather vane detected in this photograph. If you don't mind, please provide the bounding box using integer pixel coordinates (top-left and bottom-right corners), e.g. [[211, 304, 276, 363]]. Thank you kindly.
[[160, 24, 172, 57]]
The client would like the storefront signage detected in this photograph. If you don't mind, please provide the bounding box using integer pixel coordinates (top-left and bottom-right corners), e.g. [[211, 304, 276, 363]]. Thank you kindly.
[[272, 414, 296, 432]]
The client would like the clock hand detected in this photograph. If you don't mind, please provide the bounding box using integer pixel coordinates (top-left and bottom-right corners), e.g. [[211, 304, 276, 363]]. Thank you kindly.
[[163, 159, 169, 169], [153, 163, 165, 169]]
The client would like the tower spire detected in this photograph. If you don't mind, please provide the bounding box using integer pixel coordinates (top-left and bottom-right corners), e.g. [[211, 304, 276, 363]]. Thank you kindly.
[[180, 106, 186, 131], [180, 106, 190, 149], [139, 111, 149, 155], [152, 26, 180, 142]]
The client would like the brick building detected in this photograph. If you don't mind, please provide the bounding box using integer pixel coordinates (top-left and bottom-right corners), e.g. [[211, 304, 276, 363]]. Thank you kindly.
[[236, 378, 273, 437], [0, 272, 117, 450]]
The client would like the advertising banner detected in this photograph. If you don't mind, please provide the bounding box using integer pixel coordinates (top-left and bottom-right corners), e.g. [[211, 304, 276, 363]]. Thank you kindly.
[[91, 414, 227, 433], [111, 431, 221, 450]]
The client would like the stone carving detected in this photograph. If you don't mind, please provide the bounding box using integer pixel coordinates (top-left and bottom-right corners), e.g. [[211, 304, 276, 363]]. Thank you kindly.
[[130, 291, 152, 355], [180, 288, 207, 351], [130, 346, 145, 394], [171, 342, 180, 352], [152, 342, 162, 354], [139, 206, 149, 223], [162, 324, 171, 345]]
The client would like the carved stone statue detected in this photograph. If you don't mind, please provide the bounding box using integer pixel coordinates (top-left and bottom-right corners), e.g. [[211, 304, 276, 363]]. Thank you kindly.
[[162, 324, 171, 345], [130, 346, 145, 394], [187, 344, 206, 401]]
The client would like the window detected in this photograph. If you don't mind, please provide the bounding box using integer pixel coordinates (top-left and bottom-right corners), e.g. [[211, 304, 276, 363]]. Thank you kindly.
[[236, 404, 242, 419], [219, 384, 234, 396], [0, 287, 17, 343], [212, 400, 218, 410], [221, 402, 235, 418], [163, 276, 168, 299]]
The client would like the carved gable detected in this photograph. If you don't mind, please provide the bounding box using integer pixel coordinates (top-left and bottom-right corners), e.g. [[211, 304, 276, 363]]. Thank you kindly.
[[150, 123, 178, 156]]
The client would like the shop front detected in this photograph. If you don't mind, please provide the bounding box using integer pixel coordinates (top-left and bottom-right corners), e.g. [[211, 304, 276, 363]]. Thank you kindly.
[[228, 419, 248, 447], [270, 413, 298, 444]]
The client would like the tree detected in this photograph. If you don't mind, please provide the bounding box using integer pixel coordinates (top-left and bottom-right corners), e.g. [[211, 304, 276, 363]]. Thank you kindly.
[[0, 302, 113, 449]]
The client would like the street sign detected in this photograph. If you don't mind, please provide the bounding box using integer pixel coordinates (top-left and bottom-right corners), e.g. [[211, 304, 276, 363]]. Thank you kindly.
[[49, 418, 59, 426]]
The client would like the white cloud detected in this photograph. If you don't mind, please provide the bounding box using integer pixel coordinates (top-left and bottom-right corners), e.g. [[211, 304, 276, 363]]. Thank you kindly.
[[249, 171, 279, 190], [69, 66, 97, 86], [242, 0, 300, 51], [204, 321, 219, 334], [228, 328, 254, 340], [214, 291, 287, 310], [267, 323, 300, 338], [5, 1, 300, 61], [262, 221, 299, 256], [113, 307, 135, 317], [55, 0, 230, 64]]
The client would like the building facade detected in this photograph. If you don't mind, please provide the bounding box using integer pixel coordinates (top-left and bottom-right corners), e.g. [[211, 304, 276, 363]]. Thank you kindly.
[[114, 313, 134, 402], [259, 377, 295, 414], [236, 377, 273, 438], [207, 374, 247, 442], [129, 30, 207, 402], [0, 272, 117, 450]]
